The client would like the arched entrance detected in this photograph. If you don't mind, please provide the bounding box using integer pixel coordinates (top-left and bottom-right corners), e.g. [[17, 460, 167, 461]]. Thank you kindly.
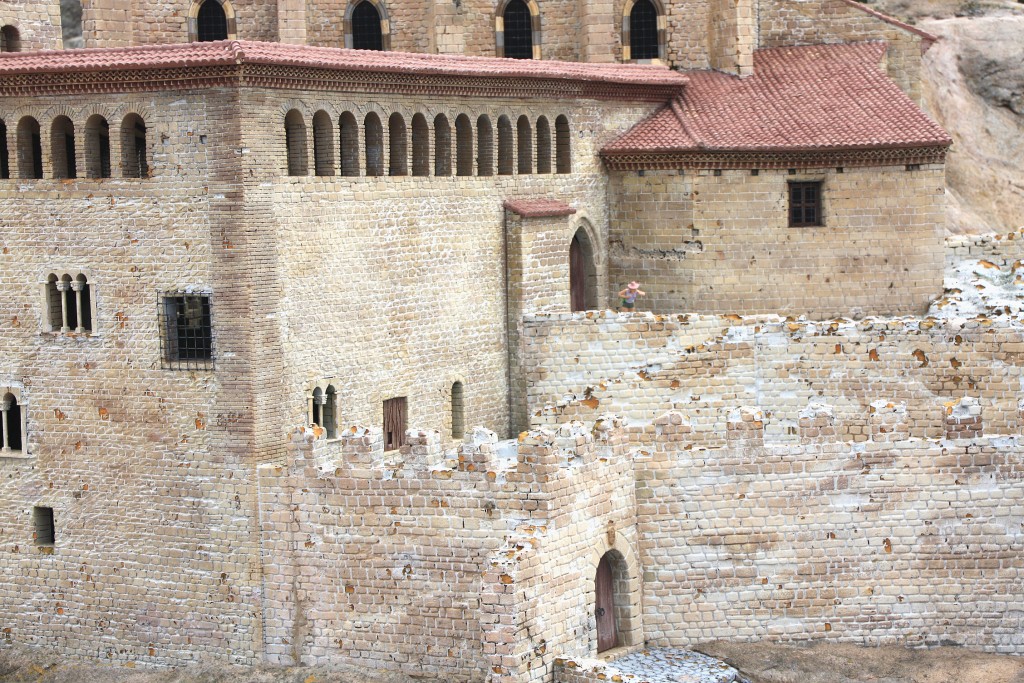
[[570, 227, 597, 312], [595, 552, 618, 652]]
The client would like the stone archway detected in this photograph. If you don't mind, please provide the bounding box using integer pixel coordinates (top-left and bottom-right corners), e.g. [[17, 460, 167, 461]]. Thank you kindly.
[[570, 226, 598, 311], [588, 532, 644, 655]]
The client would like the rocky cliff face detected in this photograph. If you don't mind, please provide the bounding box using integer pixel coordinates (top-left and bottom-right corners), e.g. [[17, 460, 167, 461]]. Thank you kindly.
[[918, 14, 1024, 233]]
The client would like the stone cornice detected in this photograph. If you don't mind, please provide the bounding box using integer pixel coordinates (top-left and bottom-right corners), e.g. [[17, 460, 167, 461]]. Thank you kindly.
[[600, 145, 950, 171]]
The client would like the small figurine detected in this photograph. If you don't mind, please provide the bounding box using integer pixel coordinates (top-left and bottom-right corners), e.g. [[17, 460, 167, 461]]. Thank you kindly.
[[618, 281, 646, 312]]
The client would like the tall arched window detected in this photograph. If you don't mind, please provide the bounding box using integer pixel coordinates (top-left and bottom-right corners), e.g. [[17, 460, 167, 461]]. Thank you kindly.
[[455, 114, 473, 177], [556, 115, 571, 174], [350, 0, 384, 51], [0, 119, 9, 179], [284, 110, 308, 176], [627, 0, 661, 61], [121, 114, 148, 178], [312, 110, 336, 176], [17, 117, 42, 180], [411, 114, 429, 177], [364, 112, 384, 176], [311, 385, 339, 438], [500, 0, 535, 59], [84, 115, 111, 179], [388, 113, 407, 176], [51, 116, 77, 179], [497, 115, 513, 176], [0, 26, 20, 52], [477, 115, 493, 177], [339, 111, 360, 176], [516, 115, 532, 175], [196, 0, 228, 41], [434, 114, 451, 177], [451, 381, 465, 440], [536, 116, 551, 174]]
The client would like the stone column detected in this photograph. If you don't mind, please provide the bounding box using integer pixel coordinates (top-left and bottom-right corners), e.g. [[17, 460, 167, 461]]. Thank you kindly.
[[1, 398, 10, 452], [72, 279, 85, 332], [57, 280, 70, 332]]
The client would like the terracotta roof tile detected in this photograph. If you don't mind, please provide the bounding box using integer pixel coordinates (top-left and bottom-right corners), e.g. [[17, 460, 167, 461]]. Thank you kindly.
[[503, 198, 577, 218], [0, 39, 689, 89], [602, 42, 951, 156]]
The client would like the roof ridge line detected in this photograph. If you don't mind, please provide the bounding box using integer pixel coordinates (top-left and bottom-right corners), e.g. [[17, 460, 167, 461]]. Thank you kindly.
[[669, 96, 704, 150]]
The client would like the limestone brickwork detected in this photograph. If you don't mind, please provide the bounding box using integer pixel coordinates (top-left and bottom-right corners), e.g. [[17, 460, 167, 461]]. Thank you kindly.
[[608, 166, 946, 318]]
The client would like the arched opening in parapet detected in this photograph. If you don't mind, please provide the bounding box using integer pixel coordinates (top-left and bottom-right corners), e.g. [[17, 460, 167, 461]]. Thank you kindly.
[[516, 115, 532, 175], [555, 114, 571, 174], [595, 550, 628, 653], [411, 113, 429, 177], [570, 225, 598, 312], [339, 111, 360, 176], [455, 114, 473, 177], [84, 115, 111, 178], [0, 119, 9, 179], [433, 114, 451, 176], [536, 115, 551, 174], [51, 116, 77, 179], [312, 110, 336, 176], [477, 115, 493, 177], [388, 112, 407, 176], [347, 0, 387, 51], [497, 115, 513, 175], [121, 113, 148, 178], [17, 117, 42, 179], [0, 26, 21, 52], [284, 109, 308, 176], [364, 112, 384, 176]]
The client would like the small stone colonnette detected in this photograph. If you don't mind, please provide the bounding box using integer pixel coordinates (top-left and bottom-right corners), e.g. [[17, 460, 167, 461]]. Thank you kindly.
[[556, 648, 739, 683]]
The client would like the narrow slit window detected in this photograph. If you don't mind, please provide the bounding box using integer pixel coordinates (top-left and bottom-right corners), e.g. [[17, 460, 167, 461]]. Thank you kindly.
[[0, 119, 9, 179], [451, 382, 465, 440]]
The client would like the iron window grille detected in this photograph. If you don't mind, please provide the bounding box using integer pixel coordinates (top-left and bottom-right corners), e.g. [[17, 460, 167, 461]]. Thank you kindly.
[[351, 1, 384, 51], [160, 293, 214, 370], [630, 0, 660, 60], [788, 181, 823, 227], [197, 0, 229, 41], [502, 0, 534, 59]]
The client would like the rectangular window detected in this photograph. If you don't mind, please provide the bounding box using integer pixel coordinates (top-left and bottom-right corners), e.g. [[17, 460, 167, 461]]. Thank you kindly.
[[32, 506, 54, 546], [789, 181, 823, 227], [161, 293, 213, 370], [383, 397, 407, 452]]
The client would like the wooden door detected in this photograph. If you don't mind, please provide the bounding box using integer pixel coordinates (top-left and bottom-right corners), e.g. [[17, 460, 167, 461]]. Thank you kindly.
[[570, 235, 586, 312], [595, 555, 617, 652]]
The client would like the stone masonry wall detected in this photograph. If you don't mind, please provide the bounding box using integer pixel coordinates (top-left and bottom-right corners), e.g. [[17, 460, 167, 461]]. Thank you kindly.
[[0, 0, 63, 50], [608, 166, 946, 318], [257, 91, 650, 444], [0, 89, 264, 665]]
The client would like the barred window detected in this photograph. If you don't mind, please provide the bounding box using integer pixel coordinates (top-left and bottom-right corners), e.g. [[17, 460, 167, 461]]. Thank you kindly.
[[501, 0, 534, 59], [161, 294, 213, 370], [789, 181, 823, 227], [351, 1, 384, 51], [629, 0, 660, 61], [196, 0, 228, 41]]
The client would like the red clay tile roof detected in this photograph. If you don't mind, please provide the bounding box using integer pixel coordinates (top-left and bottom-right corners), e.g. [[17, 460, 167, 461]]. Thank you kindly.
[[602, 42, 951, 159], [0, 39, 688, 89], [503, 199, 577, 218]]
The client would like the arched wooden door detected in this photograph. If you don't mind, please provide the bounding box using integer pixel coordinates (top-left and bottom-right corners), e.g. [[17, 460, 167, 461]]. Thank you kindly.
[[570, 233, 587, 312], [595, 554, 617, 652]]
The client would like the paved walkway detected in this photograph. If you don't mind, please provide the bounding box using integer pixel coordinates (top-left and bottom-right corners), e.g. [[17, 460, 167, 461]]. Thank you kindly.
[[558, 648, 740, 683]]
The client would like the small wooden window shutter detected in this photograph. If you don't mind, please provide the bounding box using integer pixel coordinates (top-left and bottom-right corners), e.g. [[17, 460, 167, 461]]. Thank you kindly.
[[383, 397, 407, 451]]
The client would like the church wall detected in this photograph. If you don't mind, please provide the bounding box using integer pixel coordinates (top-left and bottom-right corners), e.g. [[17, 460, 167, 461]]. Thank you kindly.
[[79, 0, 278, 47], [0, 89, 265, 665], [0, 0, 63, 50], [608, 166, 946, 318]]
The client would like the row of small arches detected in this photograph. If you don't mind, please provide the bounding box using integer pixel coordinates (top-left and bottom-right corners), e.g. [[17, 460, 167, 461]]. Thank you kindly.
[[0, 114, 147, 180], [285, 110, 572, 178], [309, 381, 465, 442]]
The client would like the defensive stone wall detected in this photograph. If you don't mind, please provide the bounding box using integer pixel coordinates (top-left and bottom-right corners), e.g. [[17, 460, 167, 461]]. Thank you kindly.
[[608, 165, 946, 318], [945, 231, 1024, 271]]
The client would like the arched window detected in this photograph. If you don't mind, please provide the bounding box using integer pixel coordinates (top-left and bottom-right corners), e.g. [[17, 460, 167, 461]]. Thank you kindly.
[[364, 113, 384, 176], [411, 113, 429, 177], [311, 387, 323, 428], [324, 385, 337, 438], [84, 115, 111, 178], [556, 115, 571, 174], [499, 0, 535, 59], [349, 0, 385, 51], [0, 119, 9, 179], [477, 115, 493, 177], [536, 116, 551, 174], [451, 381, 465, 440], [497, 115, 513, 176], [627, 0, 661, 61], [0, 26, 21, 52], [312, 110, 336, 177], [516, 115, 532, 175], [121, 114, 148, 178], [284, 110, 308, 176], [17, 117, 42, 179], [388, 113, 407, 176], [455, 114, 473, 177], [196, 0, 228, 41], [1, 393, 22, 452], [433, 114, 451, 177], [339, 111, 360, 176], [51, 116, 77, 179]]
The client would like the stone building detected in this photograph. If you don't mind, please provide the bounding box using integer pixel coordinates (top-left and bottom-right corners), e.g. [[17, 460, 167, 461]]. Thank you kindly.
[[0, 0, 1002, 681]]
